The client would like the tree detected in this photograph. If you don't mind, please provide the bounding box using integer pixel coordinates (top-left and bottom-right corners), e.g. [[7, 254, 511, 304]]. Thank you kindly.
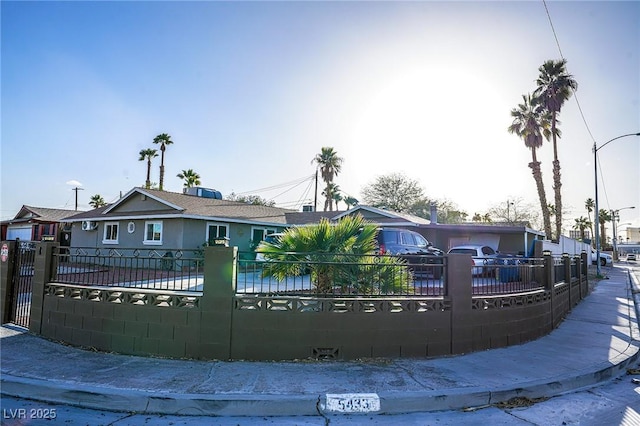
[[361, 173, 424, 213], [312, 147, 343, 212], [534, 59, 578, 240], [486, 198, 539, 227], [257, 215, 409, 295], [598, 209, 612, 248], [226, 193, 276, 206], [89, 194, 107, 209], [585, 198, 595, 245], [573, 216, 591, 241], [508, 93, 553, 238], [153, 133, 174, 191], [343, 196, 359, 209], [138, 148, 158, 189], [321, 183, 340, 211], [176, 169, 201, 188]]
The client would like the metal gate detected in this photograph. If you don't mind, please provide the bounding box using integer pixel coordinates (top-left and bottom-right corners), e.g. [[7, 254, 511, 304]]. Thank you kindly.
[[7, 241, 36, 328]]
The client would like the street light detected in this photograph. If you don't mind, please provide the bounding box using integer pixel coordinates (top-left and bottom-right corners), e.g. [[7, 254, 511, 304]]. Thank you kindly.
[[593, 132, 640, 276], [611, 209, 635, 261]]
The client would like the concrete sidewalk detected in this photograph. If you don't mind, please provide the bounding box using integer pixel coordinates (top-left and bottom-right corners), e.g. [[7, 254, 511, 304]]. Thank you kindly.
[[1, 266, 639, 417]]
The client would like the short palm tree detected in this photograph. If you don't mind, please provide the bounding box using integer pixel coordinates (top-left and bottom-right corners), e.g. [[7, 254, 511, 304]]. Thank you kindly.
[[321, 182, 340, 211], [153, 133, 173, 191], [177, 169, 201, 188], [573, 216, 591, 241], [598, 209, 612, 247], [257, 215, 410, 295], [535, 59, 578, 240], [343, 196, 359, 209], [585, 198, 595, 245], [89, 194, 107, 209], [138, 148, 158, 189], [312, 147, 343, 212], [508, 93, 553, 239]]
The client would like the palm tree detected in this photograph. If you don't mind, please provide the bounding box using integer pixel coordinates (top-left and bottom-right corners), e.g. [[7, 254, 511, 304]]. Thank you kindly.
[[138, 148, 158, 189], [585, 198, 595, 245], [598, 209, 612, 248], [257, 215, 409, 295], [343, 196, 359, 209], [573, 216, 591, 241], [89, 194, 107, 209], [535, 59, 578, 240], [177, 169, 201, 188], [312, 147, 343, 212], [321, 183, 340, 211], [508, 93, 553, 239], [153, 133, 174, 191]]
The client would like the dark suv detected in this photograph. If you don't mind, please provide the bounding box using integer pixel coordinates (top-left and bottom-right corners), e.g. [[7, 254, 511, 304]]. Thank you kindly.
[[375, 228, 444, 278]]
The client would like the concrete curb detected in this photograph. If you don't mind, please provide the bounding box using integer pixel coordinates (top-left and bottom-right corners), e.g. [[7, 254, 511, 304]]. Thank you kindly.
[[3, 336, 639, 417]]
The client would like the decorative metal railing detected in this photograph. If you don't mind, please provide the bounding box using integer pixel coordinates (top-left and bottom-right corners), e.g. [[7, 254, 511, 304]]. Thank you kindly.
[[237, 252, 446, 297], [51, 247, 204, 291]]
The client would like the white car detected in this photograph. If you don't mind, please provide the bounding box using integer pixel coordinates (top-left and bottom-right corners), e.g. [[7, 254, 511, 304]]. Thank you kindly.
[[591, 250, 613, 266], [447, 244, 499, 276], [628, 253, 637, 262]]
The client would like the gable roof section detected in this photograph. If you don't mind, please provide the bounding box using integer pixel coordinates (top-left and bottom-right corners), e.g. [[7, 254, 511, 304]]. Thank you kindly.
[[285, 211, 344, 225], [333, 205, 431, 226], [64, 187, 296, 226], [5, 205, 80, 224]]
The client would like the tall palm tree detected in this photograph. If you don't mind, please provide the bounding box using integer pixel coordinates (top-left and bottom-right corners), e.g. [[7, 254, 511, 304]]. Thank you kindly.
[[508, 93, 553, 239], [138, 148, 158, 189], [585, 198, 595, 245], [177, 169, 201, 188], [535, 59, 578, 240], [89, 194, 107, 209], [573, 216, 591, 241], [598, 209, 612, 248], [153, 133, 174, 191], [312, 147, 343, 211]]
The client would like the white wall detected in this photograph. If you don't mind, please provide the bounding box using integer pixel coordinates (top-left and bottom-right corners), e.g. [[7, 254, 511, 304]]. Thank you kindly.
[[541, 235, 591, 255]]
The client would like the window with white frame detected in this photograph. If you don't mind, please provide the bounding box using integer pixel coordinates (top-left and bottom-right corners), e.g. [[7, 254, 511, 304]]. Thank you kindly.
[[103, 222, 119, 244], [143, 221, 163, 245], [206, 223, 229, 245], [251, 227, 277, 245]]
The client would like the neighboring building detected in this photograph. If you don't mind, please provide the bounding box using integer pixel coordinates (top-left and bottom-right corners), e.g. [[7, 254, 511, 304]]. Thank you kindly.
[[334, 205, 545, 256], [1, 205, 78, 245], [63, 187, 295, 252], [625, 227, 640, 245]]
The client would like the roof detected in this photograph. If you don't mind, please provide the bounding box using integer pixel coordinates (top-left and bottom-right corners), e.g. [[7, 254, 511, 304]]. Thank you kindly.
[[333, 205, 431, 226], [63, 187, 298, 226], [3, 205, 80, 225], [284, 211, 344, 225]]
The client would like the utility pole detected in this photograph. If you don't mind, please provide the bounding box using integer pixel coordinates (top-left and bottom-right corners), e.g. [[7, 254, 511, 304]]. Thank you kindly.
[[72, 187, 84, 211], [314, 168, 318, 212]]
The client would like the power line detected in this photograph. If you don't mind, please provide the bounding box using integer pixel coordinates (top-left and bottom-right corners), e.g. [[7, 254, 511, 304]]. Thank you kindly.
[[541, 0, 597, 145], [234, 174, 315, 196]]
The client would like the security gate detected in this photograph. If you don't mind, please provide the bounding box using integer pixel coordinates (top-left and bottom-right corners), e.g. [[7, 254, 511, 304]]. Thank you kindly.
[[7, 241, 35, 328]]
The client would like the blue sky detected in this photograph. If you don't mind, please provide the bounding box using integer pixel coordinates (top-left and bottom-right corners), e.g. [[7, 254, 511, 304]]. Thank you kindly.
[[2, 1, 639, 235]]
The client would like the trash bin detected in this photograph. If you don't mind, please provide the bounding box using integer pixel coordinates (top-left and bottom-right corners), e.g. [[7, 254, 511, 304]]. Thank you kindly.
[[497, 257, 520, 282]]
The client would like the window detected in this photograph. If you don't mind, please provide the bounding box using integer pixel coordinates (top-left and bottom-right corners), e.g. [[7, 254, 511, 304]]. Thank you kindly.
[[144, 221, 163, 245], [103, 222, 119, 244], [206, 223, 229, 245], [251, 227, 277, 245]]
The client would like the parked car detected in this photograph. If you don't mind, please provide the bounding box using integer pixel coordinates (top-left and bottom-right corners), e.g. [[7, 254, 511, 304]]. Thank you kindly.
[[590, 249, 613, 266], [447, 244, 499, 276], [628, 253, 637, 262], [255, 233, 284, 262], [375, 228, 444, 279]]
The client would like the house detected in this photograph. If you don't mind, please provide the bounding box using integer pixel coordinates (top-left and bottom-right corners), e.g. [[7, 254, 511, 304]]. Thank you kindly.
[[63, 187, 296, 253], [1, 205, 79, 245], [60, 187, 545, 258]]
